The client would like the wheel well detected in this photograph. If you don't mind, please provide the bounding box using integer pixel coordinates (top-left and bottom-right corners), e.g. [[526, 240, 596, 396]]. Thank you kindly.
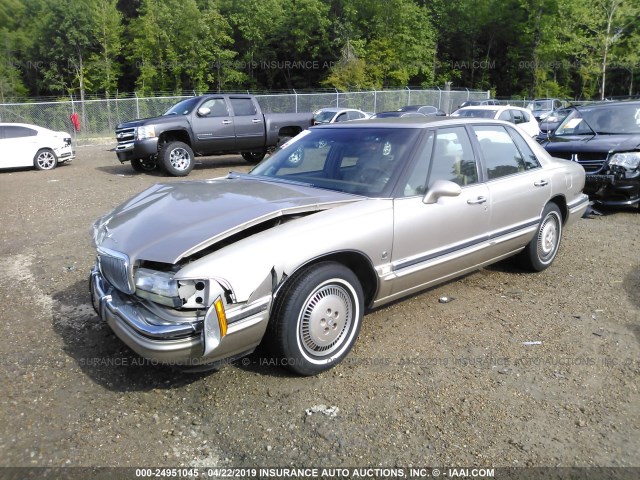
[[158, 130, 191, 148], [278, 126, 302, 139], [292, 251, 378, 306], [548, 195, 568, 223]]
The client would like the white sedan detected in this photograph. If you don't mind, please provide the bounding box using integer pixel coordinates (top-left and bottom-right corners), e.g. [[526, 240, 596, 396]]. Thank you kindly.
[[0, 123, 75, 171], [451, 106, 540, 137]]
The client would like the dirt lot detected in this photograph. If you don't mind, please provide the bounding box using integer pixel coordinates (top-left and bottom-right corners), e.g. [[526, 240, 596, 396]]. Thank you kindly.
[[0, 145, 638, 473]]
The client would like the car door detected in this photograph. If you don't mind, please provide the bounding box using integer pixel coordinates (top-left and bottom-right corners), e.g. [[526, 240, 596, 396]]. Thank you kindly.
[[472, 124, 550, 257], [2, 125, 38, 168], [390, 126, 491, 298], [191, 96, 236, 152], [229, 97, 265, 150]]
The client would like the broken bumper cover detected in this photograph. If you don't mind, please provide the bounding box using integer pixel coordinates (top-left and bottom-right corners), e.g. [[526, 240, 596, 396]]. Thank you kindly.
[[584, 172, 640, 207], [89, 266, 271, 366]]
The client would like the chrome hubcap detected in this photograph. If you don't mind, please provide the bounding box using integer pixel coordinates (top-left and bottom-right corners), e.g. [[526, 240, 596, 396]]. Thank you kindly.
[[299, 281, 353, 357], [538, 213, 560, 262], [169, 148, 191, 170]]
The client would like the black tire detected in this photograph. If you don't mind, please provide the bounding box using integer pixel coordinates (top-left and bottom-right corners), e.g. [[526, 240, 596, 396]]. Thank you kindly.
[[268, 262, 364, 376], [241, 151, 266, 163], [277, 136, 292, 147], [158, 141, 194, 176], [131, 157, 157, 172], [518, 203, 563, 271], [33, 149, 58, 170]]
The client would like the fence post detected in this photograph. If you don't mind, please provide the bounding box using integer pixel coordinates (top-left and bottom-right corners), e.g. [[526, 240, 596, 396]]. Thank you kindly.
[[135, 92, 140, 118], [373, 89, 377, 113], [293, 89, 298, 113], [406, 86, 411, 105], [437, 87, 441, 110]]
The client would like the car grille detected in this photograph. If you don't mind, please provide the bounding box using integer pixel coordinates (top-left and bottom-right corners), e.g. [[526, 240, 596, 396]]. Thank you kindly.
[[115, 127, 136, 144], [98, 249, 134, 294], [552, 152, 608, 174]]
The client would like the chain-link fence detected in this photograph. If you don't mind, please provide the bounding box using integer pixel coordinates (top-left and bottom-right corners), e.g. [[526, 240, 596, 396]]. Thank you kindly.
[[0, 88, 489, 146]]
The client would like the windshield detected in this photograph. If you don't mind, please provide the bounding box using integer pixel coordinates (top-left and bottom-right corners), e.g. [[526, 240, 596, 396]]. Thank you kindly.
[[554, 104, 640, 136], [313, 110, 337, 123], [452, 109, 496, 118], [249, 127, 421, 197], [164, 97, 200, 116], [528, 100, 553, 111]]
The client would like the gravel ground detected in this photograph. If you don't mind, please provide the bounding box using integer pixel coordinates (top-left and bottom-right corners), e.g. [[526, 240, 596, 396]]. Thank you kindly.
[[0, 146, 638, 473]]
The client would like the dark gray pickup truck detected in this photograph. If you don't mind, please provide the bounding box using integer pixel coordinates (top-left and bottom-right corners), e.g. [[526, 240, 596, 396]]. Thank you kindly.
[[114, 94, 314, 176]]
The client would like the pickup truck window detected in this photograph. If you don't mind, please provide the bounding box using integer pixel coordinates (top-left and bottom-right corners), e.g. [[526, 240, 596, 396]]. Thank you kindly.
[[164, 97, 200, 116], [230, 98, 257, 116], [201, 98, 229, 117]]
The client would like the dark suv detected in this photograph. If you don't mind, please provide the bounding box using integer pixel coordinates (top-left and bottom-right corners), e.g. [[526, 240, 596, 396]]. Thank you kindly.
[[541, 101, 640, 209]]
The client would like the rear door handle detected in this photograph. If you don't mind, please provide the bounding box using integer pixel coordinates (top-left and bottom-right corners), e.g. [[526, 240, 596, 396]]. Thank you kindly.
[[534, 179, 549, 187], [251, 119, 262, 124], [222, 120, 232, 125], [467, 196, 487, 205]]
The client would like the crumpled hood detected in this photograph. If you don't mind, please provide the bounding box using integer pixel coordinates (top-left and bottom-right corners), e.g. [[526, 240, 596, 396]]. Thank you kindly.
[[94, 176, 360, 264]]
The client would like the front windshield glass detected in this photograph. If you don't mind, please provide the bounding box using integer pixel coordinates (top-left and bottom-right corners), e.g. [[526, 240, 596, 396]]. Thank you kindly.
[[249, 127, 421, 197], [314, 110, 337, 123], [164, 97, 200, 116], [554, 104, 640, 136], [452, 109, 496, 118]]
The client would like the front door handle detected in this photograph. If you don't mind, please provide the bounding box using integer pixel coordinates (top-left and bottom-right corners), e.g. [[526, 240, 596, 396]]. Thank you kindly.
[[534, 179, 549, 187], [222, 120, 232, 125], [467, 196, 487, 205]]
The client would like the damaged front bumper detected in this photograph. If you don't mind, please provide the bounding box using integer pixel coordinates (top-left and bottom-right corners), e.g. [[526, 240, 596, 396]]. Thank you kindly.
[[584, 171, 640, 207], [89, 266, 271, 366]]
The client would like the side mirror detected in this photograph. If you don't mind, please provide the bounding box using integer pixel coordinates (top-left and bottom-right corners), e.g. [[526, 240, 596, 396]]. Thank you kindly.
[[197, 107, 211, 117], [422, 179, 462, 204]]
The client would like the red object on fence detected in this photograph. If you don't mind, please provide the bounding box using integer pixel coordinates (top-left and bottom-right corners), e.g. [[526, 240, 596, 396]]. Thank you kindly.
[[70, 112, 80, 132]]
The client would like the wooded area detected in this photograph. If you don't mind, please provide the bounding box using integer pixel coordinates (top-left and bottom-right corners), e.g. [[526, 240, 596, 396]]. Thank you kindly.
[[0, 0, 638, 101]]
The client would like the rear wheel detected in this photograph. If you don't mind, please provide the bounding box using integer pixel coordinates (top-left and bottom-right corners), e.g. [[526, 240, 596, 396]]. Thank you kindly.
[[518, 203, 563, 271], [268, 262, 364, 376], [34, 149, 57, 170], [241, 151, 266, 163], [159, 141, 194, 176], [131, 157, 157, 172]]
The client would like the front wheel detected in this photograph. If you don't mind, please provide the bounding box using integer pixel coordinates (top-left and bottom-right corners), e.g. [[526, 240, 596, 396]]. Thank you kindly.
[[131, 157, 157, 172], [34, 149, 57, 170], [518, 203, 563, 271], [241, 151, 266, 163], [268, 262, 364, 376], [159, 141, 194, 176]]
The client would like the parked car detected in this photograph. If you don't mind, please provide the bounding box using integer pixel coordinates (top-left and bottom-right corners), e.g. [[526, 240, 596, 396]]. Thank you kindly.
[[91, 118, 588, 376], [526, 98, 567, 122], [369, 111, 425, 118], [313, 108, 370, 124], [540, 101, 640, 209], [0, 123, 74, 171], [114, 94, 314, 176], [451, 106, 540, 137], [398, 105, 446, 116]]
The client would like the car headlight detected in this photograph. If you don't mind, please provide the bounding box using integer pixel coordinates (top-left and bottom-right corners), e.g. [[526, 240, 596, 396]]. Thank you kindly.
[[134, 268, 208, 308], [609, 152, 640, 170], [136, 125, 156, 140]]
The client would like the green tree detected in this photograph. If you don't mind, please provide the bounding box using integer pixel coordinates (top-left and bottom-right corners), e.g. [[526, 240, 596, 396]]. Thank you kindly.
[[88, 0, 123, 96]]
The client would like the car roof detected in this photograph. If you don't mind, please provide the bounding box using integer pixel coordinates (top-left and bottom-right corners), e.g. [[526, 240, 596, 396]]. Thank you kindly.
[[310, 117, 520, 130], [315, 107, 362, 113], [577, 100, 640, 110]]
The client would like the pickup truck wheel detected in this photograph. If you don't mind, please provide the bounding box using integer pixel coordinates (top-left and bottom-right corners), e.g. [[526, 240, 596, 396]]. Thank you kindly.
[[34, 149, 57, 170], [241, 151, 266, 163], [159, 141, 194, 176], [269, 262, 364, 376], [131, 157, 157, 172], [518, 203, 563, 272]]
